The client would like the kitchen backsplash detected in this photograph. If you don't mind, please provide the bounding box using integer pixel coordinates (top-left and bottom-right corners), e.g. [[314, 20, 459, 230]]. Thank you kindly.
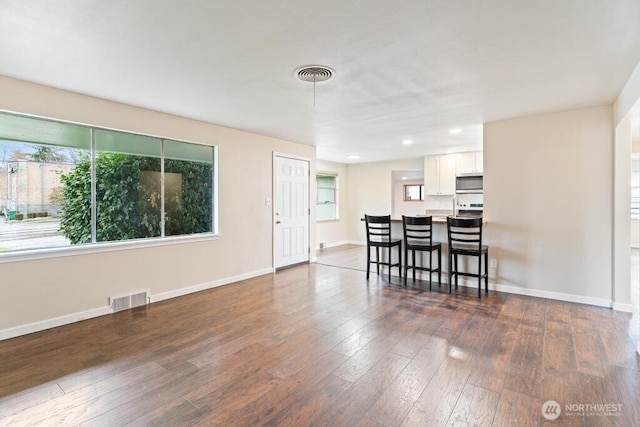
[[425, 209, 454, 216]]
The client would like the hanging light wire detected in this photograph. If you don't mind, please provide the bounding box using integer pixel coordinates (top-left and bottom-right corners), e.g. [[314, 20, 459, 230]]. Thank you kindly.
[[295, 65, 335, 107]]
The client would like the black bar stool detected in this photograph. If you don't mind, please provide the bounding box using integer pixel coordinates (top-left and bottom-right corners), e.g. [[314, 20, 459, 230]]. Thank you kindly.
[[364, 215, 402, 280], [447, 216, 488, 297], [402, 215, 442, 289]]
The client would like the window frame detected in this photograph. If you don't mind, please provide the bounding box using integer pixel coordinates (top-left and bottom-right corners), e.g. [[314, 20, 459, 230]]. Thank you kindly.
[[403, 184, 424, 201], [0, 110, 218, 262], [316, 172, 338, 221]]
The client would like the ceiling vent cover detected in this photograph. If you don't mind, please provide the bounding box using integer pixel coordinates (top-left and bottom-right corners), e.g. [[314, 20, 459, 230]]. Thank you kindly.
[[295, 65, 335, 83]]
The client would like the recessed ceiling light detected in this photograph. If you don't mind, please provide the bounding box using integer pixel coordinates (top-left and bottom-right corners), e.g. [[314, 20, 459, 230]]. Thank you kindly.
[[402, 139, 413, 146], [401, 176, 408, 180], [449, 128, 462, 134], [347, 155, 361, 160]]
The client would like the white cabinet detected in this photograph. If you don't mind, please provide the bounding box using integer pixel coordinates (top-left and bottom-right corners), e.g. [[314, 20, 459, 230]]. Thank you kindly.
[[456, 151, 483, 174], [424, 154, 456, 195]]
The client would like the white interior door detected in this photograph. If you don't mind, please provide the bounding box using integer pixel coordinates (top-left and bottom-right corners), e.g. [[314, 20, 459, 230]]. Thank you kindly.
[[274, 155, 309, 269]]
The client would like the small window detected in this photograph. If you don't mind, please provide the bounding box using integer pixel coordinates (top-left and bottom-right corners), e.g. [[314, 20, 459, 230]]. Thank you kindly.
[[317, 173, 338, 220], [404, 184, 424, 201]]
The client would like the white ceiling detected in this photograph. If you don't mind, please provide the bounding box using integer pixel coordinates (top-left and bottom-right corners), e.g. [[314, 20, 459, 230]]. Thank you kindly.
[[2, 1, 640, 163]]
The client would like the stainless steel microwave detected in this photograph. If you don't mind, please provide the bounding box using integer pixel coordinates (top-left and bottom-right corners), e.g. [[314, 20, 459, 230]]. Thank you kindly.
[[455, 175, 483, 193]]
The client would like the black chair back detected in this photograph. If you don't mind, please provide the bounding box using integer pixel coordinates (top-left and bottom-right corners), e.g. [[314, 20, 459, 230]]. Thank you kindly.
[[365, 215, 392, 243], [447, 216, 483, 251], [402, 216, 434, 247]]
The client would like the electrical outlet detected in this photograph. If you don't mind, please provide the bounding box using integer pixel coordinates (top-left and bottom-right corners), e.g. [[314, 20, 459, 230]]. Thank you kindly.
[[490, 258, 498, 268]]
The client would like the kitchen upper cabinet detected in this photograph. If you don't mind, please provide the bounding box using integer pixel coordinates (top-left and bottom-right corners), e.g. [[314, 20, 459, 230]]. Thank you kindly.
[[424, 154, 456, 195], [456, 151, 483, 175]]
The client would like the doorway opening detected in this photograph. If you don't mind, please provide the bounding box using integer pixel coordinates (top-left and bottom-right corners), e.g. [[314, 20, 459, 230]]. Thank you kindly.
[[615, 98, 640, 316], [631, 115, 640, 314]]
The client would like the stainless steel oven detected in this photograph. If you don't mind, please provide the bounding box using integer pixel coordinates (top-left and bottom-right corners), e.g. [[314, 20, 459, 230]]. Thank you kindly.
[[454, 194, 483, 217], [457, 207, 483, 218], [455, 174, 483, 194]]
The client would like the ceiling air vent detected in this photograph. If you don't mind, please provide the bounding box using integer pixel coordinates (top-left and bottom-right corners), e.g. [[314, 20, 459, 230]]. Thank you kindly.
[[295, 65, 335, 83]]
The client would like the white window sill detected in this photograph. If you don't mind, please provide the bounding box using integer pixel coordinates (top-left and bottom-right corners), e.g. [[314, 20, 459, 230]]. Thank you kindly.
[[0, 233, 219, 264]]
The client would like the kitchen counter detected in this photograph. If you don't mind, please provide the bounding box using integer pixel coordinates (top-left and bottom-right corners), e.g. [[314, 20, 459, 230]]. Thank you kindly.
[[361, 216, 486, 224], [389, 216, 486, 224]]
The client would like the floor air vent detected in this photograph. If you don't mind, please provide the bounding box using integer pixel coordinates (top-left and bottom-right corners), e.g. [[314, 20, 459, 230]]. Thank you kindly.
[[110, 290, 149, 312]]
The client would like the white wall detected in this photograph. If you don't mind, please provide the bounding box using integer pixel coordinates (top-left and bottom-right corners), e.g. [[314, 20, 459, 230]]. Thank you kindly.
[[0, 76, 315, 337], [615, 60, 640, 357], [315, 159, 349, 249], [392, 179, 425, 218], [615, 59, 640, 125], [484, 106, 613, 305], [346, 158, 424, 244], [614, 117, 633, 309], [613, 59, 640, 312]]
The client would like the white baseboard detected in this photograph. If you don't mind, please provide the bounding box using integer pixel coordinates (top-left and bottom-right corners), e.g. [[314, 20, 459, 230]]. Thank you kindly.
[[491, 282, 611, 308], [317, 240, 351, 249], [0, 306, 113, 341], [445, 276, 609, 307], [383, 271, 613, 308], [150, 268, 274, 303], [341, 247, 621, 309], [0, 267, 274, 342], [611, 302, 635, 312]]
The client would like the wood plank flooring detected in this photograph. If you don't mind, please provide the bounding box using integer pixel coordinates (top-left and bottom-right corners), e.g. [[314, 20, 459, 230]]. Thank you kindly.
[[0, 245, 639, 426]]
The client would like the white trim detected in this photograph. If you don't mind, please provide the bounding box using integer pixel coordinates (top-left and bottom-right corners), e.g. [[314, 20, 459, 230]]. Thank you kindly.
[[449, 278, 611, 307], [492, 283, 611, 307], [212, 145, 220, 235], [0, 233, 219, 264], [317, 240, 351, 250], [0, 306, 113, 341], [611, 302, 635, 312], [447, 276, 625, 309], [273, 152, 312, 162], [151, 268, 273, 303]]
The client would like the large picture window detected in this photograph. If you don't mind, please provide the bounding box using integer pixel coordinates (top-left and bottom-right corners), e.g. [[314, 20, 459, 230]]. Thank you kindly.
[[0, 112, 216, 254]]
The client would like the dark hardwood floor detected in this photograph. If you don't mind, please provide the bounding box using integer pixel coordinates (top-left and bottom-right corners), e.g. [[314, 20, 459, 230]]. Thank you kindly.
[[0, 245, 639, 426]]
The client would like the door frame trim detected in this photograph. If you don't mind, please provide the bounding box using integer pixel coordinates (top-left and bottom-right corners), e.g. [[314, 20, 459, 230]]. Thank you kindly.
[[272, 152, 312, 271]]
